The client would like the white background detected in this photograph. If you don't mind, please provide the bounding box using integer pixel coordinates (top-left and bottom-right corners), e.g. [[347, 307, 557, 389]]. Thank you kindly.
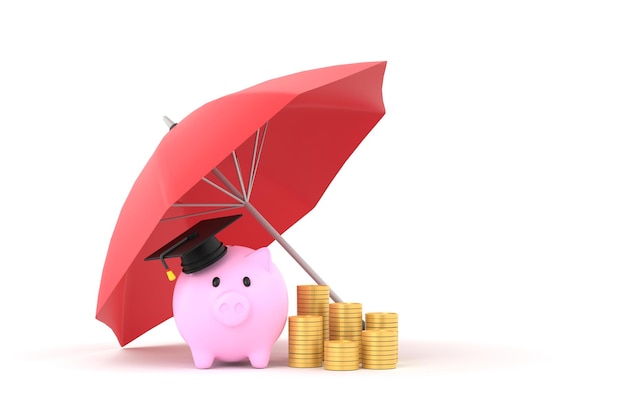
[[1, 1, 625, 415]]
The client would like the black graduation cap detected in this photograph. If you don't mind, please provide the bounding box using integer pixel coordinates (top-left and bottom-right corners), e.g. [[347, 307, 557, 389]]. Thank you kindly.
[[145, 214, 242, 281]]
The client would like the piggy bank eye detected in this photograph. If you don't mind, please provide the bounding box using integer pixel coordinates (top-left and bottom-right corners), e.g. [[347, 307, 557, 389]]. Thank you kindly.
[[212, 277, 220, 287], [243, 276, 251, 287]]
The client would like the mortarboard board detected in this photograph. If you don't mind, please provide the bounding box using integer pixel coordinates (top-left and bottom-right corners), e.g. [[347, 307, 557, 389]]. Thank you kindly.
[[145, 214, 242, 281]]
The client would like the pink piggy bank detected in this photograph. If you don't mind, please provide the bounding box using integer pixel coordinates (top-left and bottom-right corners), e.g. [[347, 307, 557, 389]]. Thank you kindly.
[[174, 246, 288, 369], [145, 215, 288, 369]]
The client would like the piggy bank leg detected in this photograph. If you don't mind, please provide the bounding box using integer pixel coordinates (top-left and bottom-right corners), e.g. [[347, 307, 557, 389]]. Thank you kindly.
[[248, 349, 272, 369], [189, 347, 215, 369]]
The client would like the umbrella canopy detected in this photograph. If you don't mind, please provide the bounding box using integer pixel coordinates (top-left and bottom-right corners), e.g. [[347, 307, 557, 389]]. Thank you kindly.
[[97, 61, 387, 346]]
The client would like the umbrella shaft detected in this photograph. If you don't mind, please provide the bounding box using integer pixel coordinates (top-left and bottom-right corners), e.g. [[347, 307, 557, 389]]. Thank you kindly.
[[243, 202, 343, 303], [212, 168, 343, 303]]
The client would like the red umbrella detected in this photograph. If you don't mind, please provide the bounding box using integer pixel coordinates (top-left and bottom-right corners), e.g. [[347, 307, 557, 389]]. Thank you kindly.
[[96, 61, 387, 346]]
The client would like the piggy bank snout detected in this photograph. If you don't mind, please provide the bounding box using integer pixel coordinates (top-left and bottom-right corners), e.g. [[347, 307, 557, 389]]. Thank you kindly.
[[213, 291, 250, 327]]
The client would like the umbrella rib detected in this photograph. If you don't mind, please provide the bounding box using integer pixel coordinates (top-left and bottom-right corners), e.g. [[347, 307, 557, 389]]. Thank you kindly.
[[246, 128, 260, 201], [201, 177, 245, 204], [247, 122, 268, 201], [213, 167, 343, 303], [161, 205, 245, 222], [173, 203, 241, 208], [231, 150, 248, 201]]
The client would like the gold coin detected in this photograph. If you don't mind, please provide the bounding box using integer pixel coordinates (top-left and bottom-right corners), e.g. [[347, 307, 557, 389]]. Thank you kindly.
[[288, 332, 324, 338], [329, 319, 362, 325], [325, 340, 359, 348], [289, 327, 325, 333], [365, 315, 398, 321], [365, 312, 398, 319], [363, 357, 398, 363], [288, 336, 324, 341], [288, 343, 324, 350], [324, 364, 359, 371], [365, 319, 398, 324], [324, 355, 359, 363], [329, 303, 362, 310], [323, 360, 360, 367], [362, 350, 397, 357], [296, 300, 329, 305], [289, 320, 325, 326], [288, 351, 324, 359], [288, 362, 322, 367], [323, 360, 360, 365], [361, 351, 398, 358], [362, 343, 397, 349], [289, 324, 324, 330], [289, 349, 324, 355], [296, 292, 330, 298], [362, 332, 397, 339], [365, 319, 398, 325], [329, 317, 361, 322], [288, 337, 324, 343], [297, 305, 329, 310], [329, 318, 362, 324], [362, 345, 396, 350], [297, 295, 331, 301], [324, 346, 361, 354], [366, 326, 398, 331], [361, 343, 397, 349], [324, 350, 360, 357], [362, 363, 396, 370], [365, 323, 398, 328], [329, 312, 362, 316], [325, 355, 360, 362], [289, 316, 325, 322], [361, 338, 397, 343], [330, 324, 361, 330], [297, 304, 329, 310], [288, 354, 324, 360], [362, 339, 397, 345], [329, 328, 362, 335], [326, 349, 361, 355], [288, 329, 324, 335], [329, 305, 361, 310], [288, 352, 324, 358], [296, 284, 329, 289], [288, 361, 322, 368], [365, 324, 398, 330], [361, 353, 398, 360], [289, 344, 323, 352], [289, 314, 323, 319], [329, 330, 362, 337], [362, 329, 397, 335], [296, 308, 329, 315], [289, 334, 324, 339], [361, 336, 398, 342], [361, 361, 397, 367], [289, 315, 323, 321], [291, 352, 324, 358], [365, 325, 398, 331], [296, 287, 329, 295], [288, 326, 324, 332]]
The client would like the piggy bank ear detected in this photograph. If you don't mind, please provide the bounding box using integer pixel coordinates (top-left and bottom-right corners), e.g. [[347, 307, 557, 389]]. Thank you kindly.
[[246, 247, 272, 272]]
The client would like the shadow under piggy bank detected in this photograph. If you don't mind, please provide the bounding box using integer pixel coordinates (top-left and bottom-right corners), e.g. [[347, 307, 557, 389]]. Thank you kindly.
[[108, 339, 290, 370]]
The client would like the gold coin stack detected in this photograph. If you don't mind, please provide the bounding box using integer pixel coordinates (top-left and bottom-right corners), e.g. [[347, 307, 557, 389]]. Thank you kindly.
[[365, 312, 399, 362], [324, 340, 360, 371], [329, 302, 363, 362], [296, 285, 330, 350], [288, 315, 324, 368], [361, 329, 398, 370]]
